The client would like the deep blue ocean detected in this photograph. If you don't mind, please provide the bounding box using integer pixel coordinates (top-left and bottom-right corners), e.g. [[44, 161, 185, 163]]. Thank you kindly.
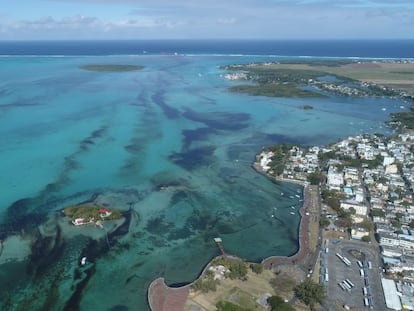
[[0, 40, 412, 311], [1, 39, 414, 58]]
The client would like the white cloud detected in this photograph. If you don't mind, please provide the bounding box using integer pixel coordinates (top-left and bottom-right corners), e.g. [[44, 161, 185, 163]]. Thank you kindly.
[[216, 18, 237, 25], [0, 0, 413, 39], [0, 14, 183, 39]]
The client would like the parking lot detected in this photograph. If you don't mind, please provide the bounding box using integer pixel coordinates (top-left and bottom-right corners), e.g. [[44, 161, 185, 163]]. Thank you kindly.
[[320, 239, 387, 310]]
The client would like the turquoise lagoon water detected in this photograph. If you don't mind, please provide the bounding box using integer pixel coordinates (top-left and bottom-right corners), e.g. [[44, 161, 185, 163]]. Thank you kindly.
[[0, 54, 407, 310]]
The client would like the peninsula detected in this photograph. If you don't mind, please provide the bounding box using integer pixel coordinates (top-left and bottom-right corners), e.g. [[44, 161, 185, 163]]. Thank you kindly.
[[221, 59, 414, 99]]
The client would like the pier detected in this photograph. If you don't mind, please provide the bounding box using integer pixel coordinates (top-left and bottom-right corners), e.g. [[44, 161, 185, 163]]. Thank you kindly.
[[214, 237, 226, 256]]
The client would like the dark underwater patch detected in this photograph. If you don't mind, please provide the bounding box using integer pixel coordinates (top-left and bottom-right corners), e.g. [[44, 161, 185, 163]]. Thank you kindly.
[[3, 197, 47, 234], [145, 215, 173, 235], [79, 125, 108, 152], [108, 209, 132, 241], [27, 226, 65, 276], [63, 264, 96, 311], [90, 127, 107, 139], [109, 305, 129, 311], [169, 145, 216, 171], [218, 166, 241, 184], [151, 91, 180, 119], [124, 143, 142, 153], [183, 108, 250, 130], [153, 180, 182, 191], [132, 90, 150, 107], [167, 226, 192, 240], [182, 127, 213, 149], [170, 190, 188, 206], [0, 100, 44, 109]]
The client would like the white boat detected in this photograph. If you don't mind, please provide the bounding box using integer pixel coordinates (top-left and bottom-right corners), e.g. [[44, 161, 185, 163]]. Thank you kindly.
[[81, 257, 87, 266], [290, 212, 295, 215]]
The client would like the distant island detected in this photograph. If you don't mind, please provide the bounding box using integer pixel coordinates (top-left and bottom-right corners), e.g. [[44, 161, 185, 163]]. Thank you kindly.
[[80, 64, 144, 72], [301, 104, 313, 110]]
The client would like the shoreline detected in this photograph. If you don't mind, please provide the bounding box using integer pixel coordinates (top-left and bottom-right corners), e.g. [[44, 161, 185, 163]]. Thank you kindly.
[[147, 162, 319, 311]]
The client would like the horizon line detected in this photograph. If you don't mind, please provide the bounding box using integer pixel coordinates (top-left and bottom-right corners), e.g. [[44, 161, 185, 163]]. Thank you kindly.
[[1, 38, 414, 42]]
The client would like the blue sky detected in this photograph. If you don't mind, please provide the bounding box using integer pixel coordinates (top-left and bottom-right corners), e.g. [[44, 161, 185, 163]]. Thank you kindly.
[[0, 0, 413, 40]]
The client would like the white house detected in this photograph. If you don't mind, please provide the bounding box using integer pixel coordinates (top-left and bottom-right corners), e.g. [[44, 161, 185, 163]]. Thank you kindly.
[[341, 200, 367, 216], [327, 166, 344, 190]]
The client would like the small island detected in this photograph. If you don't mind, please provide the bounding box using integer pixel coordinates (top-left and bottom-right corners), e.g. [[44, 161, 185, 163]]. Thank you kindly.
[[301, 104, 314, 110], [63, 204, 122, 226], [80, 64, 144, 72]]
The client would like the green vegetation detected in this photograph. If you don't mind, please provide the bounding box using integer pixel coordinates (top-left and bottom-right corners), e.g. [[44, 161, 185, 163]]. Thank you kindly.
[[223, 60, 414, 100], [336, 208, 353, 228], [329, 154, 383, 169], [229, 83, 323, 98], [192, 269, 218, 293], [280, 59, 353, 67], [211, 258, 248, 280], [302, 104, 314, 110], [294, 279, 326, 311], [319, 216, 330, 228], [391, 219, 402, 229], [321, 189, 344, 211], [359, 219, 374, 231], [371, 209, 386, 218], [267, 296, 295, 311], [263, 144, 294, 176], [63, 204, 122, 222], [192, 277, 217, 293], [361, 235, 371, 243], [249, 263, 264, 274], [225, 66, 330, 98], [307, 171, 324, 185], [80, 64, 144, 72], [228, 261, 248, 280], [390, 105, 414, 131], [216, 301, 252, 311]]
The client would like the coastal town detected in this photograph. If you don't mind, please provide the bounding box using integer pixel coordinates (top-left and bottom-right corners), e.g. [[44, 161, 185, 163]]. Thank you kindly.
[[149, 129, 414, 311], [256, 130, 414, 310]]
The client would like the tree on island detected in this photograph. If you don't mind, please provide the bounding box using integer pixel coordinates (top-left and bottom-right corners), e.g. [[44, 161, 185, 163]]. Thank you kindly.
[[361, 235, 371, 243], [307, 171, 324, 185], [319, 216, 330, 228], [216, 301, 251, 311], [294, 279, 326, 311], [228, 261, 248, 280], [267, 296, 295, 311], [250, 263, 264, 274]]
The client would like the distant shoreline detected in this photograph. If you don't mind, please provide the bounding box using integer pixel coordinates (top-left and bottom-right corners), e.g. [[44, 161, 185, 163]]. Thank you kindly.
[[2, 40, 414, 59]]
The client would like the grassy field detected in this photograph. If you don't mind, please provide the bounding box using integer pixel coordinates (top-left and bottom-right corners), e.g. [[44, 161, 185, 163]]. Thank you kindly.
[[184, 269, 275, 311], [184, 264, 308, 311], [251, 62, 414, 93], [223, 60, 414, 98], [229, 83, 324, 98], [252, 62, 414, 82]]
